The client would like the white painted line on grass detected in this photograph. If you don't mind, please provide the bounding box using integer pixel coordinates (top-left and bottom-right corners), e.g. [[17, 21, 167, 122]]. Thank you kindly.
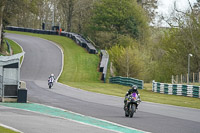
[[0, 123, 24, 133]]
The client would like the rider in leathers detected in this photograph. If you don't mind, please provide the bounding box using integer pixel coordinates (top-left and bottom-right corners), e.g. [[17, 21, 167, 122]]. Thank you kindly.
[[124, 85, 140, 109], [48, 73, 55, 86]]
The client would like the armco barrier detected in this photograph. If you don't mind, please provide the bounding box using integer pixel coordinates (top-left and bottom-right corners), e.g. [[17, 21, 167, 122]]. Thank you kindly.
[[109, 76, 143, 89], [5, 40, 12, 55], [152, 81, 200, 98], [99, 50, 109, 82], [6, 26, 97, 54]]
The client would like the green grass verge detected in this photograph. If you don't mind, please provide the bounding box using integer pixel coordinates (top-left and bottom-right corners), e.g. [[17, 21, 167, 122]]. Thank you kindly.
[[6, 30, 200, 109], [142, 83, 200, 109], [67, 82, 200, 109], [5, 38, 22, 55], [0, 126, 19, 133], [4, 38, 23, 63], [0, 38, 22, 55]]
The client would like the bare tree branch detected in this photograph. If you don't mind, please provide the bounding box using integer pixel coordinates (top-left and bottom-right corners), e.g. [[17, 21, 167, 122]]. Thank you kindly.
[[187, 0, 193, 11]]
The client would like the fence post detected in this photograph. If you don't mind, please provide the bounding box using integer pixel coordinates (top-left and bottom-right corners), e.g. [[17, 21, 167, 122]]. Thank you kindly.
[[193, 73, 195, 83], [199, 72, 200, 83], [176, 75, 178, 83], [181, 74, 183, 84]]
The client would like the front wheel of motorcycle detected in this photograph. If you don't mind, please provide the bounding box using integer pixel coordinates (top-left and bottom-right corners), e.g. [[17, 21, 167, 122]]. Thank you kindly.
[[125, 110, 129, 117], [129, 104, 136, 118]]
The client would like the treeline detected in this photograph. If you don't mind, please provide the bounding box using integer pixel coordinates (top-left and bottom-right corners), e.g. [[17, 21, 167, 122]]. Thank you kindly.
[[1, 0, 200, 83]]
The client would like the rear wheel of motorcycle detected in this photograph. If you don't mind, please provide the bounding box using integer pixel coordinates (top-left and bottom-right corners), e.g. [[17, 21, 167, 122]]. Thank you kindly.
[[130, 104, 136, 118]]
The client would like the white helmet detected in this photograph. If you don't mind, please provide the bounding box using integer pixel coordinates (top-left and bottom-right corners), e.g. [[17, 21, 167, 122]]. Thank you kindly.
[[51, 73, 54, 77], [132, 85, 137, 90]]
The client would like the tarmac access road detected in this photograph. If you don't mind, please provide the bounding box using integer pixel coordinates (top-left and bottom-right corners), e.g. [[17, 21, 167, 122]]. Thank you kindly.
[[3, 33, 200, 133]]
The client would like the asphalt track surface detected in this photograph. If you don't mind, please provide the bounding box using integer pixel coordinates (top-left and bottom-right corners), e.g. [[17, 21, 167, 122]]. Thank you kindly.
[[2, 33, 200, 133]]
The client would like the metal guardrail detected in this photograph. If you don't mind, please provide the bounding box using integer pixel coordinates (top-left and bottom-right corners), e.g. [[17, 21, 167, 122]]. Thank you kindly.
[[109, 76, 144, 89], [99, 50, 109, 82], [5, 40, 12, 55]]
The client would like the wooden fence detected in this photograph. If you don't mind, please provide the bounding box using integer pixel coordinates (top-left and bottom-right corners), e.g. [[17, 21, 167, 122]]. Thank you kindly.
[[172, 72, 200, 84]]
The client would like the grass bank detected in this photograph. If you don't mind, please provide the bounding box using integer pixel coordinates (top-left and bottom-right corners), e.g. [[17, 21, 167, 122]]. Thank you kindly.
[[6, 30, 200, 109], [6, 30, 100, 83], [5, 38, 22, 55], [0, 38, 22, 55], [0, 126, 19, 133]]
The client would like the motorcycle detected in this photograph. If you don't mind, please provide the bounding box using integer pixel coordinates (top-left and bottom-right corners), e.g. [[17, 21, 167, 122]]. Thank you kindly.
[[124, 92, 140, 118], [48, 77, 54, 89]]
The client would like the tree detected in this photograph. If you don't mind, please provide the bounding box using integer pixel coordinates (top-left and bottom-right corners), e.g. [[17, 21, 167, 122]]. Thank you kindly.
[[73, 0, 95, 33], [90, 0, 149, 47], [137, 0, 158, 24], [0, 0, 40, 52], [143, 0, 200, 82], [148, 10, 200, 82], [108, 36, 144, 78], [3, 0, 40, 28], [0, 0, 6, 50], [59, 0, 76, 32]]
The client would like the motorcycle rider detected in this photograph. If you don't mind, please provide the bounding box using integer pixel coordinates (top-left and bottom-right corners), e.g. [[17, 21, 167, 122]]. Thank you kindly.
[[48, 73, 55, 86], [124, 85, 140, 110]]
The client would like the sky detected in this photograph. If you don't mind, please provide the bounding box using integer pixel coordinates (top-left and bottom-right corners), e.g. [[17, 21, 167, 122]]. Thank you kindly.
[[156, 0, 197, 26], [158, 0, 197, 16]]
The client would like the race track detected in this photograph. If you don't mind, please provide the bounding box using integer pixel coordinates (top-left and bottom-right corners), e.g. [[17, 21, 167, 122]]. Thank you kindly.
[[2, 33, 200, 133]]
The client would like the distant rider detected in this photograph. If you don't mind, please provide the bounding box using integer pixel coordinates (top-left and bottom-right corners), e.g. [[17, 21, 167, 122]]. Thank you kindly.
[[48, 73, 55, 85], [124, 85, 140, 109]]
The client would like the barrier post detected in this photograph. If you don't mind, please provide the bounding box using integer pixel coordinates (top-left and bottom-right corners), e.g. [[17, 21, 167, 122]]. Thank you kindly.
[[172, 84, 177, 95], [152, 81, 154, 92], [160, 83, 164, 94], [168, 84, 173, 95], [164, 84, 168, 94], [187, 85, 193, 97], [177, 84, 182, 95], [154, 82, 157, 92], [199, 86, 200, 98]]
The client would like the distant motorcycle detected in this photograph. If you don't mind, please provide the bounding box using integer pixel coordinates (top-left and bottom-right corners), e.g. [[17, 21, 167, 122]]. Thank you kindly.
[[124, 92, 140, 118], [48, 77, 54, 89]]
